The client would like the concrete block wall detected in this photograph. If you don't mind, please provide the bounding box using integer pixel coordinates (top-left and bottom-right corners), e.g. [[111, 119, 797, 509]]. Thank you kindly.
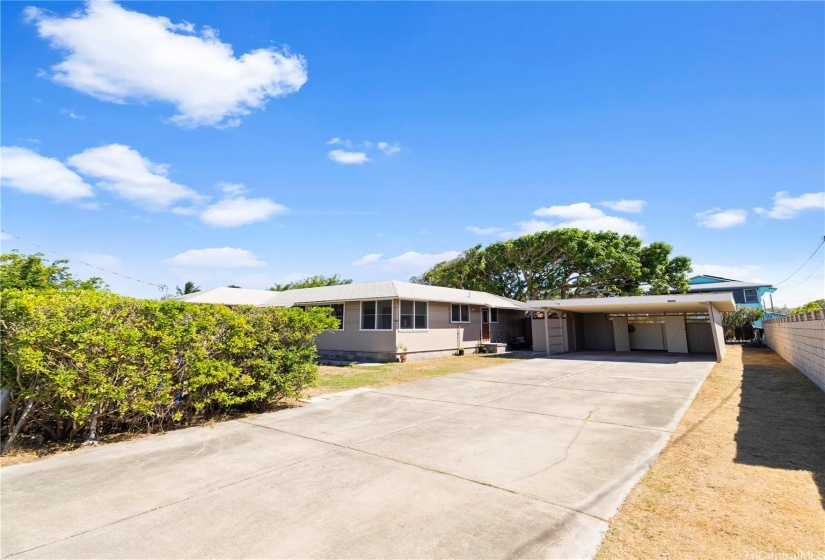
[[764, 310, 825, 392]]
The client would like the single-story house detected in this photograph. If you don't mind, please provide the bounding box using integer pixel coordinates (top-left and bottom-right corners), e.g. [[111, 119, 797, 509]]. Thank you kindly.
[[527, 293, 737, 362], [176, 281, 528, 362]]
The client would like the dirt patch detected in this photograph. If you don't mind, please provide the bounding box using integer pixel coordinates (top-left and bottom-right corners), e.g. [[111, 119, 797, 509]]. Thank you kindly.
[[1, 400, 302, 467], [308, 353, 531, 397], [596, 345, 825, 559]]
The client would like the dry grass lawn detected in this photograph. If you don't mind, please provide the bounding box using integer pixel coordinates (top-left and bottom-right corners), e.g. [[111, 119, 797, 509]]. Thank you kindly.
[[307, 353, 532, 397], [596, 345, 825, 559]]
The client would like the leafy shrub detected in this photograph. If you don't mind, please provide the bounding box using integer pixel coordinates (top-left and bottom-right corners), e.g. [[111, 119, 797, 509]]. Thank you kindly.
[[0, 290, 336, 452]]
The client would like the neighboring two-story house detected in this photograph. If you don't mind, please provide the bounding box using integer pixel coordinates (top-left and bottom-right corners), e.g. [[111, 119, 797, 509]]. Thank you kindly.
[[686, 275, 777, 329]]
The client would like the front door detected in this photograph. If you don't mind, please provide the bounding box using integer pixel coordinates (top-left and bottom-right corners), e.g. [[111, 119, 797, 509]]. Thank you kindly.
[[481, 308, 490, 342]]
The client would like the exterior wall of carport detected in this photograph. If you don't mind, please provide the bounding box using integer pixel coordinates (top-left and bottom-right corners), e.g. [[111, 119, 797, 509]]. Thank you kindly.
[[530, 306, 726, 362], [530, 315, 565, 354]]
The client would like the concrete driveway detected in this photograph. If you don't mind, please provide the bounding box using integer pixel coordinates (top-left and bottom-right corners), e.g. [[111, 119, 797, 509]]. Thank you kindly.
[[1, 352, 715, 559]]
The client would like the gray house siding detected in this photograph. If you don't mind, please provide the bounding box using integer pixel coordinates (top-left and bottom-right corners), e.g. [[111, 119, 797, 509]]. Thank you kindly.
[[397, 304, 527, 358], [314, 300, 527, 362], [315, 301, 397, 361]]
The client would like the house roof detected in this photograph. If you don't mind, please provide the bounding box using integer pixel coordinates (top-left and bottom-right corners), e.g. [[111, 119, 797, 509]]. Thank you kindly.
[[174, 287, 281, 306], [687, 281, 775, 292], [526, 292, 737, 314], [689, 274, 737, 283], [262, 280, 526, 309], [174, 281, 526, 309]]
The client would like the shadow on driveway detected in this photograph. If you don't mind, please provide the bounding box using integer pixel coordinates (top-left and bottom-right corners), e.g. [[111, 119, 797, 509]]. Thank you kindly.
[[735, 347, 825, 508]]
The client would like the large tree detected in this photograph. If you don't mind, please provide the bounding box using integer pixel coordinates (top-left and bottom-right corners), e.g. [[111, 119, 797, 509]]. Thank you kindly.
[[0, 251, 106, 291], [411, 229, 691, 300], [270, 274, 352, 292]]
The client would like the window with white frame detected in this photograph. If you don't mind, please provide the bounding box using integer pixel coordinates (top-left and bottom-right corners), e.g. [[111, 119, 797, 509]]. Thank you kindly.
[[400, 300, 427, 329], [451, 304, 470, 323], [743, 288, 759, 303], [361, 300, 393, 330], [307, 303, 344, 330], [490, 308, 499, 323]]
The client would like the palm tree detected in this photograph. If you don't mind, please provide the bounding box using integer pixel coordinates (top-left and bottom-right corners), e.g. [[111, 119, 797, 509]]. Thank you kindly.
[[175, 281, 201, 295]]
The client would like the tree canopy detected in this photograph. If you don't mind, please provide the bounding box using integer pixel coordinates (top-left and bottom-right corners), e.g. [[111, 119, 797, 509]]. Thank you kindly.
[[790, 299, 825, 314], [270, 274, 352, 292], [411, 229, 691, 300], [0, 251, 106, 291]]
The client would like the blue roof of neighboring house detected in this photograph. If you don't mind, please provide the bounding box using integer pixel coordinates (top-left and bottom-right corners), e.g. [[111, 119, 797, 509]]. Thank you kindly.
[[687, 275, 776, 294]]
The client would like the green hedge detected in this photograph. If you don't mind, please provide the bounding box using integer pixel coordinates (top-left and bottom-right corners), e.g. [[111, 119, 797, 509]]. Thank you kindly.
[[0, 289, 337, 452]]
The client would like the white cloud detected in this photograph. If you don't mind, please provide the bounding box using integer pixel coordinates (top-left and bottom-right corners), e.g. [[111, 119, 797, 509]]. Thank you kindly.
[[0, 146, 94, 201], [599, 199, 646, 213], [1, 232, 14, 241], [377, 141, 401, 155], [754, 191, 825, 219], [163, 247, 266, 268], [67, 144, 203, 210], [26, 0, 307, 128], [534, 202, 604, 220], [326, 138, 401, 163], [690, 264, 763, 282], [218, 182, 247, 196], [328, 149, 369, 165], [72, 252, 122, 268], [695, 208, 747, 229], [200, 195, 288, 227], [60, 109, 85, 120], [525, 202, 645, 236], [326, 137, 352, 148], [466, 225, 504, 236], [352, 253, 383, 266], [4, 144, 284, 227]]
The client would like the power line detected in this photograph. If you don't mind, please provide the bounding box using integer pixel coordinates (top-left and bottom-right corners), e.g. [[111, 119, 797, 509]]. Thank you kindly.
[[781, 259, 824, 292], [1, 230, 168, 294], [773, 236, 825, 286]]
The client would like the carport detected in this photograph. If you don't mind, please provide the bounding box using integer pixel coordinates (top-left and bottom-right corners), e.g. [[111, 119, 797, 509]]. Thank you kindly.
[[527, 293, 736, 362]]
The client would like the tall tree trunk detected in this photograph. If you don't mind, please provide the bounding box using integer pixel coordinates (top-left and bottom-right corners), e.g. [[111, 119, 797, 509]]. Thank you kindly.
[[1, 399, 34, 456]]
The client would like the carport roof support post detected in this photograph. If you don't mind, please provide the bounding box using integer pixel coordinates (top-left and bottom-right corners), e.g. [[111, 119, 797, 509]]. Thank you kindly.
[[544, 311, 550, 357], [705, 302, 725, 362]]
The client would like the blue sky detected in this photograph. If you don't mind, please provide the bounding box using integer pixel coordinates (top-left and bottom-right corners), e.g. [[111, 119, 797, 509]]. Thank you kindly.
[[2, 1, 823, 307]]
